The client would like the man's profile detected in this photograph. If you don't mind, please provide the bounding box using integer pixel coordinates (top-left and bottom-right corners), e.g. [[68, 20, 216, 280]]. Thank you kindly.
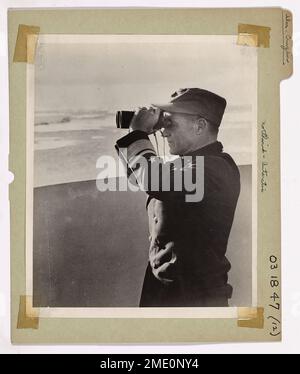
[[115, 88, 241, 307]]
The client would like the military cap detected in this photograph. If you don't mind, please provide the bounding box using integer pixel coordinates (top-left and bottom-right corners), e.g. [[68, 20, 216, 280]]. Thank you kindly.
[[153, 88, 227, 127]]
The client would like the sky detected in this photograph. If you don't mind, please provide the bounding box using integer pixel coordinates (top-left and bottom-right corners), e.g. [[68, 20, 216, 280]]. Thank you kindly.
[[35, 35, 257, 115], [33, 35, 257, 174]]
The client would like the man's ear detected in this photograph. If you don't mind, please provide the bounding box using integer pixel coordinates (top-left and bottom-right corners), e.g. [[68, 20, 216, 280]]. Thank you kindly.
[[194, 118, 207, 135]]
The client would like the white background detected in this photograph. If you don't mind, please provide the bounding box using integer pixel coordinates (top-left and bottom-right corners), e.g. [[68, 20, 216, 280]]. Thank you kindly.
[[0, 0, 299, 354]]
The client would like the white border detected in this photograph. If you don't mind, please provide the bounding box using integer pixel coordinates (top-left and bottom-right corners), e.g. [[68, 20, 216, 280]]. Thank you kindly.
[[26, 34, 257, 318]]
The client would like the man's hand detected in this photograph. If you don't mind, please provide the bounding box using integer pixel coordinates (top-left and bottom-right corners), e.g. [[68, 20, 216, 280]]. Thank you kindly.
[[130, 106, 161, 134], [149, 241, 177, 285]]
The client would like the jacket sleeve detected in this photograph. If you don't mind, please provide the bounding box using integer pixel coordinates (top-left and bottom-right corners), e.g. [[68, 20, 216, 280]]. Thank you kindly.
[[115, 130, 204, 203]]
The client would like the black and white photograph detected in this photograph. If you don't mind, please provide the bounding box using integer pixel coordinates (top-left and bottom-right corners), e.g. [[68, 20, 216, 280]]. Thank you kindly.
[[4, 1, 299, 352], [28, 34, 257, 315]]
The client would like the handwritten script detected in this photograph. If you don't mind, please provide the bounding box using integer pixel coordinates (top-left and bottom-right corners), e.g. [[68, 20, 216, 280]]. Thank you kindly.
[[281, 12, 292, 66], [261, 121, 269, 193]]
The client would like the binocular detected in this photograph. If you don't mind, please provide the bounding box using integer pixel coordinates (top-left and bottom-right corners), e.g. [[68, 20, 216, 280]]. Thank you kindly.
[[115, 111, 135, 129], [116, 110, 165, 130]]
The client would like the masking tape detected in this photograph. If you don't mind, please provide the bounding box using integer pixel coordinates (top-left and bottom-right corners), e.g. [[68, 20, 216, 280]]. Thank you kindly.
[[237, 307, 264, 329], [17, 296, 39, 329], [13, 24, 40, 63], [237, 33, 259, 48], [237, 24, 271, 48]]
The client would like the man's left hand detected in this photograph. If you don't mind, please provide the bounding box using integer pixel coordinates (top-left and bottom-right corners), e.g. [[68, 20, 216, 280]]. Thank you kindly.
[[130, 106, 161, 134], [149, 241, 177, 284]]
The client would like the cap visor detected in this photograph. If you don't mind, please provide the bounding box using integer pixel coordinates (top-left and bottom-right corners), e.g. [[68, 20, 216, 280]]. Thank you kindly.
[[151, 102, 200, 115]]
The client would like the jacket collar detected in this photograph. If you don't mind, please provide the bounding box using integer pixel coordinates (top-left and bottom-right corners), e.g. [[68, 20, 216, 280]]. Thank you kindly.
[[185, 141, 223, 157]]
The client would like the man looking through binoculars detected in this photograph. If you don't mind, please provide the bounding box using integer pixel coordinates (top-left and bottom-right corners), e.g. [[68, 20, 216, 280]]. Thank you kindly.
[[115, 88, 240, 307]]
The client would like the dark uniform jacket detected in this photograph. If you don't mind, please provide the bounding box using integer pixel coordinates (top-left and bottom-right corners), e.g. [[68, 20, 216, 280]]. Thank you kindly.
[[115, 130, 240, 307]]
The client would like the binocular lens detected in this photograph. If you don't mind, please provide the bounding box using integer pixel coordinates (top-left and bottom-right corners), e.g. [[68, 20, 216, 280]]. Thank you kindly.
[[116, 111, 135, 129]]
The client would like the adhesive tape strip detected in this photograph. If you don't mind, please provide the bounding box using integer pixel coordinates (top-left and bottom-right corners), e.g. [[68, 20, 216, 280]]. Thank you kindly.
[[237, 307, 264, 329], [13, 24, 40, 63], [237, 24, 271, 48], [17, 295, 39, 329]]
